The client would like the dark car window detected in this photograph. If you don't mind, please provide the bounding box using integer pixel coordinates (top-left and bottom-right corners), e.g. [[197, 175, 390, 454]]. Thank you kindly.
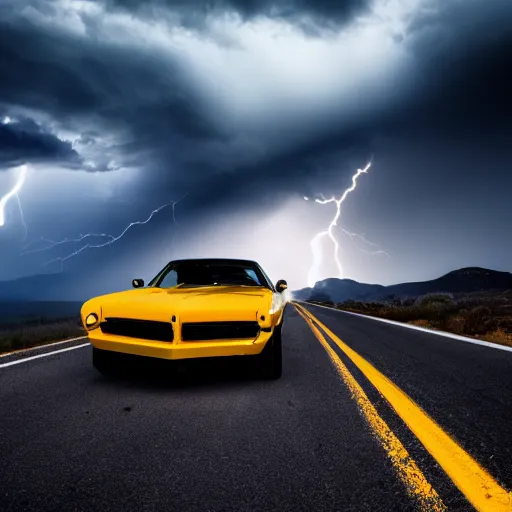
[[150, 260, 271, 289], [159, 269, 178, 288]]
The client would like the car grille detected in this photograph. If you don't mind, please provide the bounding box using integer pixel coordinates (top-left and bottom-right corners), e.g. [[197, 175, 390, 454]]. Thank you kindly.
[[181, 321, 260, 341], [100, 317, 174, 342]]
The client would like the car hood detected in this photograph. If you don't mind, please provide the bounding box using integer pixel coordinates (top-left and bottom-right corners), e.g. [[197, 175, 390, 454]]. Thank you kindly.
[[84, 285, 273, 323]]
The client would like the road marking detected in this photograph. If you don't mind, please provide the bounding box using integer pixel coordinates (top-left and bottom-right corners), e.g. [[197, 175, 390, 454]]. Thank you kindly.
[[295, 305, 447, 511], [296, 303, 512, 512], [298, 301, 512, 353], [0, 343, 89, 369], [0, 336, 88, 358]]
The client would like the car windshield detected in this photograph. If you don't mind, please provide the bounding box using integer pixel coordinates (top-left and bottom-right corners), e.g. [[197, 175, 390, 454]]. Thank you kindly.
[[149, 260, 271, 289]]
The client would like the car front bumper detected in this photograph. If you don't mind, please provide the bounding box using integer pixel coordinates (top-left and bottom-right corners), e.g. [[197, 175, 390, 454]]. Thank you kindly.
[[87, 329, 275, 360]]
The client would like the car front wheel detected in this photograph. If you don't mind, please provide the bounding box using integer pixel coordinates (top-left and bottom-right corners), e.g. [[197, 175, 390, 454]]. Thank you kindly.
[[92, 347, 117, 375], [256, 325, 282, 380]]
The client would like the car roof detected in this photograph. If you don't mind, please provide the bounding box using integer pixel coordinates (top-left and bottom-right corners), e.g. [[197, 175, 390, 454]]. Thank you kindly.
[[168, 258, 260, 266]]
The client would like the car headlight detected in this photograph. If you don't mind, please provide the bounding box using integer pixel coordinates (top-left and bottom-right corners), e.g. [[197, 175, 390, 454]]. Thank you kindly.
[[269, 293, 283, 314], [85, 313, 99, 328]]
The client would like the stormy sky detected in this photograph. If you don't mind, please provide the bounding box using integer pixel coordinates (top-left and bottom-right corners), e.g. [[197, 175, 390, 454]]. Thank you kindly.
[[0, 0, 511, 295]]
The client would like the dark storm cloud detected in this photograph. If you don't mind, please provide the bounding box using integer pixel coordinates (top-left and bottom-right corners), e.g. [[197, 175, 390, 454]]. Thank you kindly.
[[0, 0, 509, 196], [0, 15, 220, 172], [106, 0, 372, 32], [0, 115, 80, 168], [402, 0, 512, 132], [178, 0, 512, 216], [0, 24, 97, 118], [177, 123, 377, 219], [0, 21, 190, 125], [1, 1, 511, 241]]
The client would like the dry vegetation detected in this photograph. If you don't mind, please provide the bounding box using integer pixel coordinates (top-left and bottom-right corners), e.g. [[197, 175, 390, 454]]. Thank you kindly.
[[310, 290, 512, 348], [0, 317, 85, 355]]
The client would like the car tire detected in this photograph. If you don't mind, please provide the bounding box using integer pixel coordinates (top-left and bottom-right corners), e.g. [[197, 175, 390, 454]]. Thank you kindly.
[[92, 347, 116, 375], [257, 324, 282, 380]]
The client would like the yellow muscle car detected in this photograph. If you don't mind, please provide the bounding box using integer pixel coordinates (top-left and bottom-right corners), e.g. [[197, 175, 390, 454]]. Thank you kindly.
[[81, 258, 288, 379]]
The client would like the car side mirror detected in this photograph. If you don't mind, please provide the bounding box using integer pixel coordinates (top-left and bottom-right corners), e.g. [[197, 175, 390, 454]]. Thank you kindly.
[[132, 278, 144, 288], [276, 279, 288, 293]]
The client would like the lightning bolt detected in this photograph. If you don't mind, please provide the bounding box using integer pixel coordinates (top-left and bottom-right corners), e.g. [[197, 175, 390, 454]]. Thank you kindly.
[[305, 161, 388, 288], [0, 165, 28, 237], [21, 233, 116, 255], [22, 195, 186, 269], [15, 193, 28, 240], [340, 228, 391, 258]]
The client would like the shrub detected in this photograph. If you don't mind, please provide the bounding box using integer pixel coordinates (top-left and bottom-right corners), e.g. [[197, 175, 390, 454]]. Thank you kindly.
[[483, 328, 512, 347], [0, 318, 84, 354], [407, 319, 432, 328], [336, 291, 511, 347], [464, 306, 492, 335], [308, 291, 333, 303], [415, 293, 454, 306], [497, 316, 512, 332], [444, 315, 467, 335]]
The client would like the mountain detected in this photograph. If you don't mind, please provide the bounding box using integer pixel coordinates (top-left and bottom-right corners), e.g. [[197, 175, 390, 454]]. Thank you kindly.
[[0, 273, 71, 301], [385, 267, 512, 298], [293, 267, 512, 303], [294, 278, 386, 303], [1, 266, 511, 304]]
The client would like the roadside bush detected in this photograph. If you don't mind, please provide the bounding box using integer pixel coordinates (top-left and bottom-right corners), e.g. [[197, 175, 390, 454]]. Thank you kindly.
[[464, 306, 493, 335], [0, 318, 84, 354], [416, 293, 454, 305], [341, 299, 359, 309], [409, 294, 457, 327], [444, 315, 467, 335], [383, 307, 417, 323], [494, 314, 512, 331], [407, 319, 432, 328], [336, 290, 512, 348], [483, 328, 512, 347]]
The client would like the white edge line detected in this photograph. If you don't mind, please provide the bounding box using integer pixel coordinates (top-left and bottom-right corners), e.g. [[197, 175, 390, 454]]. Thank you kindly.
[[296, 301, 512, 354], [0, 343, 90, 369], [0, 336, 88, 359]]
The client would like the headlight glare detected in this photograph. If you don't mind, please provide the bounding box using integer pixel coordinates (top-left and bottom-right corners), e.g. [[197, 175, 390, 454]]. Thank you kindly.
[[269, 293, 283, 314]]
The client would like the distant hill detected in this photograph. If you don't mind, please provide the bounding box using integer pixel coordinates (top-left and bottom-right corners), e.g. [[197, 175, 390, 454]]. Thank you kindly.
[[2, 266, 512, 305], [0, 301, 83, 324], [0, 272, 130, 302], [0, 273, 87, 302], [296, 278, 387, 303], [293, 267, 512, 303]]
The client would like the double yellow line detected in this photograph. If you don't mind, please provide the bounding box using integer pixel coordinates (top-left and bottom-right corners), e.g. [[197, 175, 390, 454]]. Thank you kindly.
[[294, 302, 512, 512]]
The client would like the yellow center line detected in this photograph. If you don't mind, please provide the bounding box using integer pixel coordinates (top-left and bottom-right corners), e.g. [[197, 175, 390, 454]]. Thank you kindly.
[[295, 302, 512, 512], [294, 306, 447, 512]]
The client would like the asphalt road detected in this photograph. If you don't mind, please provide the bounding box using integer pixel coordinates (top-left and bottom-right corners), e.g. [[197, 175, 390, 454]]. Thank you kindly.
[[1, 303, 511, 512]]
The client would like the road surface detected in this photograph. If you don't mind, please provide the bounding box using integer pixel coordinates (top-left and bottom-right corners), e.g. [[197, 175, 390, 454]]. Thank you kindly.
[[1, 302, 511, 511]]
